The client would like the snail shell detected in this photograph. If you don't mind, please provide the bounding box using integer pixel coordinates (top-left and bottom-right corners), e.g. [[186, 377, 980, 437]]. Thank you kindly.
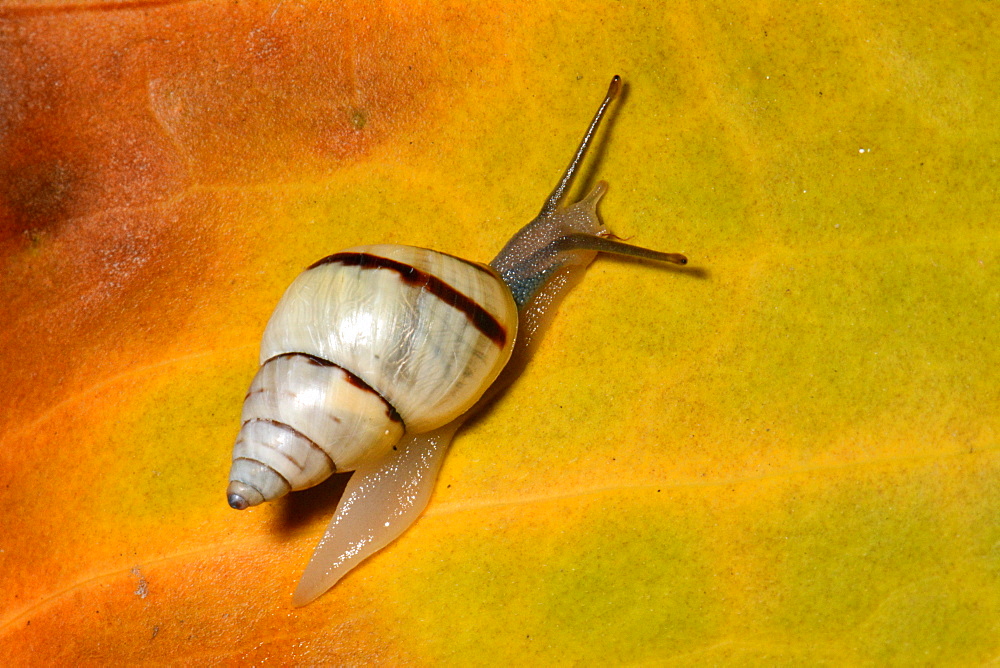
[[228, 245, 517, 508], [226, 75, 688, 605]]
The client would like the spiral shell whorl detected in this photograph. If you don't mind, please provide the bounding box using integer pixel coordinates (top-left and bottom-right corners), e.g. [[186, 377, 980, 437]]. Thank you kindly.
[[259, 245, 518, 431], [228, 353, 405, 506], [228, 244, 517, 508]]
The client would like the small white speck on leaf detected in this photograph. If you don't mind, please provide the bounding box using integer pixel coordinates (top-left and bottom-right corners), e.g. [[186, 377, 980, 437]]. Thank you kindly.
[[131, 567, 149, 599]]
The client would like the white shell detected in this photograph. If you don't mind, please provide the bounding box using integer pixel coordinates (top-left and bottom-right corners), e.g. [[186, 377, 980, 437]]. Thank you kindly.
[[228, 244, 518, 506]]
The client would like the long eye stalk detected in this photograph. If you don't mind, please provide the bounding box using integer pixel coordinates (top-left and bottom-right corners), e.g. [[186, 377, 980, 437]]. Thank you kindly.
[[539, 75, 622, 218]]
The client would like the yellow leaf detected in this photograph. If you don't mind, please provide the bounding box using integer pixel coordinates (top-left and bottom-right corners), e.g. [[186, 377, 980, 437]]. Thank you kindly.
[[1, 0, 998, 663]]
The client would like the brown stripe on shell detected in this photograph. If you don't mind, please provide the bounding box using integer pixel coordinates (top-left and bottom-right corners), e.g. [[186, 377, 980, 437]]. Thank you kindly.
[[265, 352, 404, 425], [241, 418, 337, 473], [235, 433, 306, 468], [307, 252, 508, 347], [233, 456, 293, 491], [243, 387, 266, 401]]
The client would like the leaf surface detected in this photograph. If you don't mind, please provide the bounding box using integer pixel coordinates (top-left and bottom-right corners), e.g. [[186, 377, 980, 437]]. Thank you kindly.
[[1, 1, 998, 663]]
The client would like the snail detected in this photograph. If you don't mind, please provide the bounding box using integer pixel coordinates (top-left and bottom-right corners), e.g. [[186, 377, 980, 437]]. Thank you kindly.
[[227, 75, 687, 606]]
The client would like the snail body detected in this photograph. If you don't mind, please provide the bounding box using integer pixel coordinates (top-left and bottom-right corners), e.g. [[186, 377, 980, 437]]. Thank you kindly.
[[227, 76, 687, 606]]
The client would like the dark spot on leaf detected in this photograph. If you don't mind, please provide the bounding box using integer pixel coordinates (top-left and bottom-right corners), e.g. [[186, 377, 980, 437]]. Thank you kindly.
[[2, 160, 74, 244], [350, 108, 368, 130]]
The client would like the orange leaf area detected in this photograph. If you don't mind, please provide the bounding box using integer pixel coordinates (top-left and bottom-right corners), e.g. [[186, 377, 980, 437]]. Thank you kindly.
[[2, 0, 999, 664]]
